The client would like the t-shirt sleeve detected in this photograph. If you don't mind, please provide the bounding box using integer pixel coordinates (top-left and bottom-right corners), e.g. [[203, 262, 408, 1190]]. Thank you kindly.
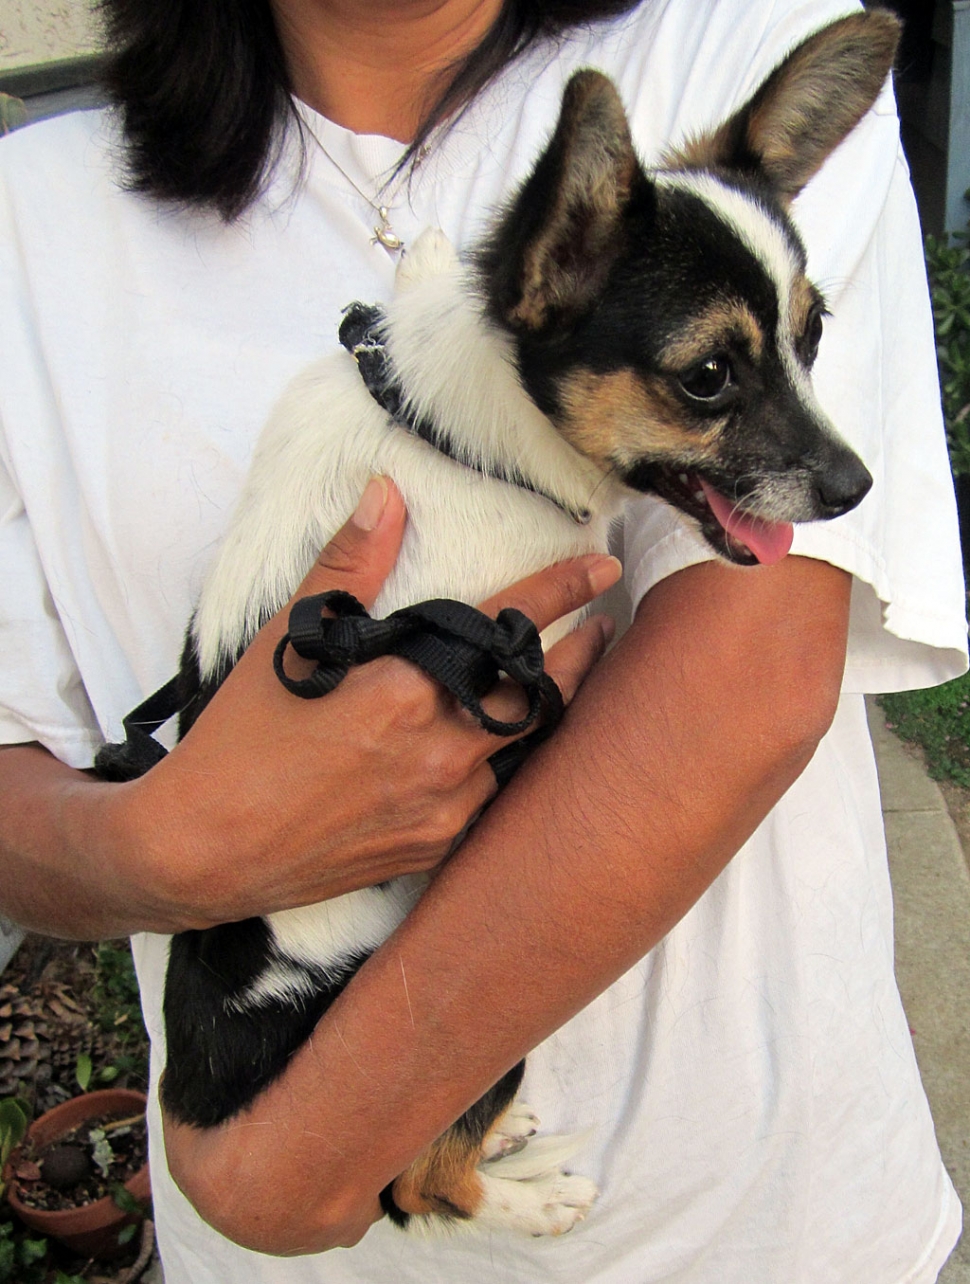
[[622, 19, 968, 694], [0, 429, 102, 766]]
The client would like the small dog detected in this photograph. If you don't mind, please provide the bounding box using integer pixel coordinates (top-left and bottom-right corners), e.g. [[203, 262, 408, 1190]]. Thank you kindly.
[[157, 10, 899, 1236]]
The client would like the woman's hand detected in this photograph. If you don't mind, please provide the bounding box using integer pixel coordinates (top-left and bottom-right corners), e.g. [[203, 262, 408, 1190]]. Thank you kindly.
[[113, 477, 620, 931]]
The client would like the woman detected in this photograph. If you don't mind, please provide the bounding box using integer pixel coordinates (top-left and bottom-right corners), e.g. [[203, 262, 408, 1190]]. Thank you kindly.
[[0, 0, 965, 1279]]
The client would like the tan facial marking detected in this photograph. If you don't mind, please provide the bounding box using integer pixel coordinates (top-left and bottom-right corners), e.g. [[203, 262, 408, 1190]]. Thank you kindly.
[[660, 300, 765, 369], [391, 1131, 485, 1220], [788, 273, 818, 342], [555, 367, 724, 468]]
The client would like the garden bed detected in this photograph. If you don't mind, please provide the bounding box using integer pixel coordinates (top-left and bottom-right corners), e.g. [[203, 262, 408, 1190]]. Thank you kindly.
[[1, 937, 154, 1283]]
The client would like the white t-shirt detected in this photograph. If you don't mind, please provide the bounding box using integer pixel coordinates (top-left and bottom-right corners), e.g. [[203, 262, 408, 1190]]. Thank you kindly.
[[1, 1, 967, 1280]]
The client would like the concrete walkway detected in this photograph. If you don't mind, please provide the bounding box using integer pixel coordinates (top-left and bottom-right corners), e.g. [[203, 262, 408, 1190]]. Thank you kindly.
[[869, 701, 970, 1282]]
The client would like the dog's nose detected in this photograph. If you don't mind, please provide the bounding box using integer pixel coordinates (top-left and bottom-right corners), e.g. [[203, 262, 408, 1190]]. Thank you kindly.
[[815, 451, 872, 517]]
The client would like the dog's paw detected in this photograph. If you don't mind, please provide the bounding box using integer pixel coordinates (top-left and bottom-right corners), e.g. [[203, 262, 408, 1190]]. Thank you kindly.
[[477, 1169, 598, 1236], [395, 228, 458, 291], [481, 1101, 540, 1161]]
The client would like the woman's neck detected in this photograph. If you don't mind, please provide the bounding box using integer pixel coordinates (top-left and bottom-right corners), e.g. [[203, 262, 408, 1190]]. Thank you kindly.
[[270, 0, 504, 140]]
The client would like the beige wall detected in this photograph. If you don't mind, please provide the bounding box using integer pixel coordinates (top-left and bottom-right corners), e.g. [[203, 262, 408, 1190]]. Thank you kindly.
[[0, 0, 101, 72]]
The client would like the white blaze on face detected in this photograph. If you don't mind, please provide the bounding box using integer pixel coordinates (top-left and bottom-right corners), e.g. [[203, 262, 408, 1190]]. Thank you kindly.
[[654, 170, 805, 368]]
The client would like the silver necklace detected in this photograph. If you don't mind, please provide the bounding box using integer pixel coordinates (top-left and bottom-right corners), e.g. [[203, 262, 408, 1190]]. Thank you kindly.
[[309, 132, 411, 252]]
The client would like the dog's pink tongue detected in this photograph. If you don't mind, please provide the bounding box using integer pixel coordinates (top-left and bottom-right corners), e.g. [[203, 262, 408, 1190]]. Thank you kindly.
[[698, 480, 793, 565]]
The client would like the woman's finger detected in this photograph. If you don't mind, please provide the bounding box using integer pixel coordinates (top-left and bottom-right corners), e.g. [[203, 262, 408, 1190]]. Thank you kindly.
[[478, 555, 621, 632], [543, 612, 615, 704], [264, 477, 408, 648]]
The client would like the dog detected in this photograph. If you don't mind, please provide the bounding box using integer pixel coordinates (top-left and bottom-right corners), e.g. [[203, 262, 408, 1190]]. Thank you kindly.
[[152, 10, 899, 1236]]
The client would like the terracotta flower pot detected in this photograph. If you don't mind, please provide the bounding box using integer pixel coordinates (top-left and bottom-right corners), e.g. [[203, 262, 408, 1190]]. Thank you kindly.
[[5, 1088, 150, 1259]]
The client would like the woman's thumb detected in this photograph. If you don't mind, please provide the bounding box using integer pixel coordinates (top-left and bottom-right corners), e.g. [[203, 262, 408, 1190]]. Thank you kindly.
[[294, 477, 407, 611]]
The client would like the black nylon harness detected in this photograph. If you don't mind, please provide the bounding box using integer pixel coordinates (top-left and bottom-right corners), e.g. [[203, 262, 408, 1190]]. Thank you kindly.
[[273, 590, 563, 785], [95, 593, 563, 788]]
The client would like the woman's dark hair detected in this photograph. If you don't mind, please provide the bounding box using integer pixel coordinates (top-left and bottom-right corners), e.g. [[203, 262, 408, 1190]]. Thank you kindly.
[[98, 0, 643, 221]]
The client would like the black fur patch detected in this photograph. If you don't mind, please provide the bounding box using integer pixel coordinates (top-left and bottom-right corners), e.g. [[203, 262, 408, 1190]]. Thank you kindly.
[[162, 916, 368, 1127], [176, 626, 240, 739]]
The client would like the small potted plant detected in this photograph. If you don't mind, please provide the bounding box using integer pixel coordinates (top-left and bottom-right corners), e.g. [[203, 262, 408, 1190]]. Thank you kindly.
[[3, 1087, 150, 1259]]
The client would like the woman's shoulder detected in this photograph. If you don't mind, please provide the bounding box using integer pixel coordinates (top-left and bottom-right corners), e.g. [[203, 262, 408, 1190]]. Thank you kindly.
[[523, 0, 868, 160], [1, 106, 112, 164], [0, 108, 122, 216]]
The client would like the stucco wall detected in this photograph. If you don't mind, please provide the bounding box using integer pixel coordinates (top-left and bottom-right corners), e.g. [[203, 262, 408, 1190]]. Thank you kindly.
[[0, 0, 101, 72]]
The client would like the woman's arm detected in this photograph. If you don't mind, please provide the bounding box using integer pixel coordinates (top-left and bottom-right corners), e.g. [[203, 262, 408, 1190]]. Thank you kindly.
[[164, 553, 851, 1254], [0, 480, 617, 939]]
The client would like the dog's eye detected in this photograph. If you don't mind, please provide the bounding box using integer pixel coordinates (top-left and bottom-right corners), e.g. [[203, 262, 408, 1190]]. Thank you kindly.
[[678, 355, 734, 402], [800, 304, 827, 367]]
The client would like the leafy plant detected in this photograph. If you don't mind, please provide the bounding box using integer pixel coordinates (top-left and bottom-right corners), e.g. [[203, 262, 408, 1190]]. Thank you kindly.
[[0, 1097, 30, 1199], [92, 942, 143, 1032], [926, 221, 970, 477], [90, 941, 149, 1087], [0, 1218, 47, 1284], [111, 1183, 148, 1246], [74, 1051, 93, 1094], [0, 1101, 85, 1282], [88, 1127, 114, 1180]]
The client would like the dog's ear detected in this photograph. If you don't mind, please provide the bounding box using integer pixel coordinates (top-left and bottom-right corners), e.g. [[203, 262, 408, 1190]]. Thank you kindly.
[[481, 70, 640, 330], [673, 9, 900, 204]]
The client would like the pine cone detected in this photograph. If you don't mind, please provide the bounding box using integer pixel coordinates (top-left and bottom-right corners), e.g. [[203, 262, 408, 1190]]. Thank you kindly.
[[0, 983, 49, 1097], [0, 979, 99, 1107]]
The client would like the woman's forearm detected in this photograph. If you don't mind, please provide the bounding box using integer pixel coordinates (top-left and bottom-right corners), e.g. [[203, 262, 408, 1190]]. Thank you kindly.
[[0, 744, 172, 938], [165, 554, 852, 1253]]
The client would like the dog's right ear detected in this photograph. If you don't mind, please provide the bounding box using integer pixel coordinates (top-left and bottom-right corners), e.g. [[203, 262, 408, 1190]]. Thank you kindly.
[[480, 70, 640, 331], [671, 9, 901, 204]]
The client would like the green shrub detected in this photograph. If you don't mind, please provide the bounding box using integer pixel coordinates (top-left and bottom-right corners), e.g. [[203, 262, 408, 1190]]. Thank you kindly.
[[925, 231, 970, 477], [881, 669, 970, 786], [91, 940, 149, 1087], [883, 225, 970, 782]]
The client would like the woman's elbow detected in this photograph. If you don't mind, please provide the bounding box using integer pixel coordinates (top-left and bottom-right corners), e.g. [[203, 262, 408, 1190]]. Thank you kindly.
[[768, 641, 846, 772], [163, 1110, 383, 1255]]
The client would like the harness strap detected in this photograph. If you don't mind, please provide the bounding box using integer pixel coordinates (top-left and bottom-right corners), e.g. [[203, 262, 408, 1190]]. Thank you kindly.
[[94, 675, 182, 782]]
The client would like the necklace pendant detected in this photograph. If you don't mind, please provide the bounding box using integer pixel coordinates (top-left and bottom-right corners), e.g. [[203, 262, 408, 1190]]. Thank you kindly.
[[373, 225, 405, 251], [372, 206, 404, 252]]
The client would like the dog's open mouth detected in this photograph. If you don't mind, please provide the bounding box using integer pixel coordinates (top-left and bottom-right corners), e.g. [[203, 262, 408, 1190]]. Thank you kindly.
[[634, 468, 794, 566]]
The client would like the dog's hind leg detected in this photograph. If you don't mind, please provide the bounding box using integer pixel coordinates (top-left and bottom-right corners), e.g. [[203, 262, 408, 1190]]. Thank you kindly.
[[387, 1126, 598, 1237], [383, 1064, 597, 1236]]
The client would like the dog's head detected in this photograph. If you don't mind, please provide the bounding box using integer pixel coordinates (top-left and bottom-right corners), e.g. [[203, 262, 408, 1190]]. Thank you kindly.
[[477, 10, 900, 564]]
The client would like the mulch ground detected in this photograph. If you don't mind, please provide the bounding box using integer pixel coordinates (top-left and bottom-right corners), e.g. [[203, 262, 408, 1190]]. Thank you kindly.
[[2, 935, 155, 1283]]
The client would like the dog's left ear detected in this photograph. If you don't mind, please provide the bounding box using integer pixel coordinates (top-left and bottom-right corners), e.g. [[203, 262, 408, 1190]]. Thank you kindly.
[[674, 9, 901, 204], [481, 70, 640, 330]]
